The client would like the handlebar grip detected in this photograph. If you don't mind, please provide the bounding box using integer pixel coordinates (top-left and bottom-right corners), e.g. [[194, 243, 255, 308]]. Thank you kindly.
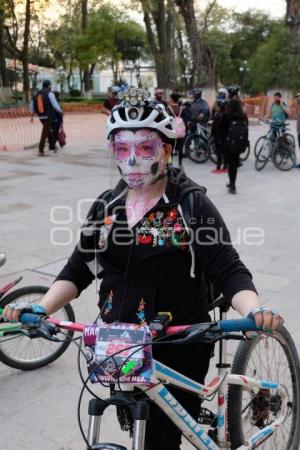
[[20, 313, 41, 326], [219, 318, 259, 333]]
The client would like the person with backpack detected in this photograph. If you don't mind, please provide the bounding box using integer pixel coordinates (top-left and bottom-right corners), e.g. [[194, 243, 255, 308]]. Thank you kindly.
[[49, 91, 64, 152], [211, 92, 228, 173], [168, 92, 186, 167], [32, 80, 63, 156], [224, 98, 249, 194], [4, 89, 283, 450]]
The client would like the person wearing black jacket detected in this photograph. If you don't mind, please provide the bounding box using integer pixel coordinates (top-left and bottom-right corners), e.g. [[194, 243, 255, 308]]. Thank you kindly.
[[224, 99, 248, 194], [4, 90, 283, 450]]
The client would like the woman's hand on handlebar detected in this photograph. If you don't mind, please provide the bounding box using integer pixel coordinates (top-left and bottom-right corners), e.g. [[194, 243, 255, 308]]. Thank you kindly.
[[3, 303, 46, 323], [248, 306, 284, 332]]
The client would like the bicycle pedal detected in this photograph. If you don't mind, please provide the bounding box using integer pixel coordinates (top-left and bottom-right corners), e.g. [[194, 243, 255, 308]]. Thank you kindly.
[[91, 444, 127, 450]]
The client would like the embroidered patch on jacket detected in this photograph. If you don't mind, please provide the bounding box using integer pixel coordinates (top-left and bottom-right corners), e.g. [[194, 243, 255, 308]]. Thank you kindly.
[[136, 298, 146, 325], [103, 290, 113, 317], [98, 215, 115, 249], [137, 209, 189, 249]]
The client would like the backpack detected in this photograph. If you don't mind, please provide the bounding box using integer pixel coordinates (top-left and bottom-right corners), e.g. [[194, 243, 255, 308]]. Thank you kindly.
[[169, 105, 186, 138], [32, 89, 51, 116], [227, 121, 249, 155]]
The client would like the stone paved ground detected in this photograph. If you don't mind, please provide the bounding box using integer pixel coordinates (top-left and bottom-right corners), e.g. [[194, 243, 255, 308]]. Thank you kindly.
[[0, 121, 300, 449]]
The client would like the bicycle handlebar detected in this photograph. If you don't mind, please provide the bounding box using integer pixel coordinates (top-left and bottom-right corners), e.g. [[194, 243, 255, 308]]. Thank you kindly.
[[17, 313, 260, 336]]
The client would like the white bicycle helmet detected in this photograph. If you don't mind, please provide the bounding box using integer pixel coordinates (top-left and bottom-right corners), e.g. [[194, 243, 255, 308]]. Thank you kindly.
[[106, 88, 176, 140]]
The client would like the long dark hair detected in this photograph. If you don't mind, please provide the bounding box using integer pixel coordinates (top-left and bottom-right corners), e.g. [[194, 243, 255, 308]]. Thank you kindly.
[[226, 98, 246, 121]]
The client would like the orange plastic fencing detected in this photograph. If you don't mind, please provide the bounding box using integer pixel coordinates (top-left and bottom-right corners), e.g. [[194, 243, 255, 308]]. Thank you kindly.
[[242, 96, 299, 120], [0, 98, 299, 152], [0, 102, 104, 119], [0, 112, 107, 152]]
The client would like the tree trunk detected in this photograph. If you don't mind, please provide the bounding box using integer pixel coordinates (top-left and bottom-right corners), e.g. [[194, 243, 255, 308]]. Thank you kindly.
[[22, 0, 31, 103], [141, 0, 173, 89], [82, 0, 92, 96], [0, 6, 11, 101], [176, 0, 215, 88], [286, 0, 300, 37]]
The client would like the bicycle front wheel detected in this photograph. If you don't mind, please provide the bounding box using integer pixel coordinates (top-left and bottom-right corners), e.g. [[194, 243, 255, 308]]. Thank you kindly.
[[272, 143, 295, 171], [184, 134, 209, 163], [208, 138, 218, 164], [228, 326, 300, 450], [0, 286, 75, 370], [254, 136, 268, 159], [255, 140, 271, 171]]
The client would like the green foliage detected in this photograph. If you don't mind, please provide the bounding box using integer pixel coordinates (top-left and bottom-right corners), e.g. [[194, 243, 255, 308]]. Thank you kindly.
[[248, 26, 300, 93], [201, 5, 280, 88]]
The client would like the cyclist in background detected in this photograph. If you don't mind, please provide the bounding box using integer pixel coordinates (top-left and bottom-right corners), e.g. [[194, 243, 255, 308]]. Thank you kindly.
[[227, 85, 241, 101], [295, 93, 300, 168], [211, 92, 228, 174], [225, 98, 249, 195], [187, 88, 210, 132], [4, 90, 283, 450], [154, 87, 168, 108], [211, 88, 227, 116], [102, 87, 119, 115], [168, 92, 186, 167], [264, 92, 289, 123]]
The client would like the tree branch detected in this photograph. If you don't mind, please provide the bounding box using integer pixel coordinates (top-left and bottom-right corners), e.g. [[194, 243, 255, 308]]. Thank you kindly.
[[204, 0, 217, 30]]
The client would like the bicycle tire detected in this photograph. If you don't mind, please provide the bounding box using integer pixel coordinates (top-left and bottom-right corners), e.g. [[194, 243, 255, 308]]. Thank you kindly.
[[239, 143, 250, 162], [228, 326, 300, 450], [285, 133, 295, 148], [208, 138, 218, 164], [255, 141, 271, 171], [0, 286, 75, 370], [272, 143, 296, 171], [184, 134, 209, 164], [254, 136, 269, 159]]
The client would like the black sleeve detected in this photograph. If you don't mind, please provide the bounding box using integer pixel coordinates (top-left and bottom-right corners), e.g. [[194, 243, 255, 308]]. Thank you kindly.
[[193, 193, 257, 302], [55, 196, 107, 296]]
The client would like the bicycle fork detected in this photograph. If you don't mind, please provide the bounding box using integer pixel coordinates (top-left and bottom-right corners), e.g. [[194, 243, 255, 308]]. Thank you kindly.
[[87, 395, 149, 450]]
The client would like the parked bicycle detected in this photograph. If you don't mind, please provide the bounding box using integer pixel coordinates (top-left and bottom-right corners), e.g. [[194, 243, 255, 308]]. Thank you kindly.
[[184, 123, 250, 165], [254, 120, 296, 171], [6, 296, 300, 449], [184, 123, 216, 164], [0, 252, 75, 370]]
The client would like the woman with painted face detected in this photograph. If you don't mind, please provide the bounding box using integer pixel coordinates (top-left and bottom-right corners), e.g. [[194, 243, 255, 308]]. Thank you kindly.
[[4, 89, 284, 449]]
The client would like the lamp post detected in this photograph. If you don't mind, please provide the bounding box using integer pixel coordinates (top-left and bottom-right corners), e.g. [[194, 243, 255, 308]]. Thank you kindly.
[[239, 60, 249, 95], [181, 70, 192, 96], [57, 67, 66, 94]]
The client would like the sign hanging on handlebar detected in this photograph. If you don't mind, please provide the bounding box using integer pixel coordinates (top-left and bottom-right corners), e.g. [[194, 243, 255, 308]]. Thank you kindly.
[[83, 323, 153, 384]]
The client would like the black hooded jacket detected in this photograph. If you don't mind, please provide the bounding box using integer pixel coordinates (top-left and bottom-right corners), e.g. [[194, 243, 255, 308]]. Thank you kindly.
[[56, 167, 256, 326]]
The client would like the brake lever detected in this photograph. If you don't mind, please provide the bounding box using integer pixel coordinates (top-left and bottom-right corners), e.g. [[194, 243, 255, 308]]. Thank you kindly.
[[202, 332, 245, 344], [21, 319, 60, 342]]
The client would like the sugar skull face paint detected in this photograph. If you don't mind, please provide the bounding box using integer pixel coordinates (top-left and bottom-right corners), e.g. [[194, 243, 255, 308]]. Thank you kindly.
[[112, 129, 168, 188]]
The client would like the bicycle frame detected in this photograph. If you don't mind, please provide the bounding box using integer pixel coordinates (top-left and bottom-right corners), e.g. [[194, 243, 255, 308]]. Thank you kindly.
[[84, 311, 288, 450], [9, 312, 289, 450]]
